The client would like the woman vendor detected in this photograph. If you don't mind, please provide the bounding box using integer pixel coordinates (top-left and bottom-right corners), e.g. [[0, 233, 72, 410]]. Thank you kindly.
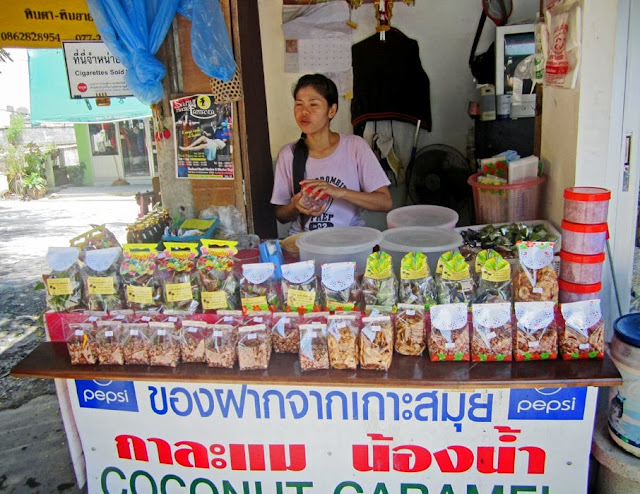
[[270, 74, 392, 234]]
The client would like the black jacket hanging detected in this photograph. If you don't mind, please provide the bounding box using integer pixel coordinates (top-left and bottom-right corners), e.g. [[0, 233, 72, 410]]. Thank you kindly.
[[351, 28, 432, 135]]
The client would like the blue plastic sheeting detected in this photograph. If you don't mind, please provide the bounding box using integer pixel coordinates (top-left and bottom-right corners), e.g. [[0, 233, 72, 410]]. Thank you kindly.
[[28, 49, 151, 125]]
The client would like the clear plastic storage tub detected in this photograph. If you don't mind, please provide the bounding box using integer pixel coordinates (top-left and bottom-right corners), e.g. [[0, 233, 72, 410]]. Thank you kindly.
[[559, 250, 605, 285], [558, 279, 601, 303], [563, 187, 611, 224], [386, 205, 459, 230], [561, 221, 608, 255]]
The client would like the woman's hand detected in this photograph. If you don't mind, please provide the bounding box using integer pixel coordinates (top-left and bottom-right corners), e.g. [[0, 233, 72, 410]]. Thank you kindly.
[[294, 189, 327, 217], [300, 179, 346, 200]]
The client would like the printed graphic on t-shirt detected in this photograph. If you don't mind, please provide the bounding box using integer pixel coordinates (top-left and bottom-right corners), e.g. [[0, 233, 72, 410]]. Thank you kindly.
[[307, 176, 345, 229]]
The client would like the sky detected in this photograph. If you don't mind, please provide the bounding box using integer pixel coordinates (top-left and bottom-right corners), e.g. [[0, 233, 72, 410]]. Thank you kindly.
[[0, 48, 31, 126]]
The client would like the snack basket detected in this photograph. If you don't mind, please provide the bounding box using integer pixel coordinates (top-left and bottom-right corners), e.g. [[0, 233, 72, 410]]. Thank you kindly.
[[161, 218, 219, 244]]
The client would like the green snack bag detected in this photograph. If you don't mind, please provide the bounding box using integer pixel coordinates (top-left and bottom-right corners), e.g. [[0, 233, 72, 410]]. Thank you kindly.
[[437, 255, 474, 305], [363, 251, 397, 307], [399, 252, 437, 309]]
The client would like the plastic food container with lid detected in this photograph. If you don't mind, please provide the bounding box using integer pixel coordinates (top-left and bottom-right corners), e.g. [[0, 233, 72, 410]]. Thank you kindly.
[[386, 205, 459, 230], [296, 226, 383, 274], [561, 221, 608, 255], [558, 279, 601, 303], [379, 226, 463, 275], [563, 187, 611, 224], [559, 250, 605, 285]]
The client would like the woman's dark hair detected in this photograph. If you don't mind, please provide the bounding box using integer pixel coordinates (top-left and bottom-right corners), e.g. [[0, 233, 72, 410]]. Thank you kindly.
[[293, 73, 339, 112]]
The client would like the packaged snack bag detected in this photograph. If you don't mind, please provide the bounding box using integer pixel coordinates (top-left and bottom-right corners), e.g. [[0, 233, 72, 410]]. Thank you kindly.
[[240, 263, 280, 311], [429, 303, 470, 361], [398, 252, 437, 308], [362, 252, 397, 307], [158, 242, 200, 313], [216, 309, 244, 328], [359, 315, 393, 371], [271, 312, 301, 354], [122, 323, 150, 365], [43, 247, 84, 312], [474, 249, 500, 283], [81, 247, 124, 311], [237, 324, 271, 370], [436, 253, 475, 305], [180, 320, 210, 363], [281, 260, 322, 313], [66, 323, 97, 365], [471, 303, 513, 361], [559, 299, 605, 359], [395, 303, 426, 356], [244, 310, 273, 333], [299, 324, 330, 372], [435, 251, 458, 278], [327, 313, 360, 370], [109, 309, 135, 323], [513, 242, 558, 303], [148, 321, 180, 367], [70, 224, 121, 250], [205, 324, 236, 368], [321, 262, 362, 312], [514, 301, 559, 361], [95, 320, 124, 365], [120, 244, 161, 311], [474, 255, 512, 304], [198, 240, 239, 311]]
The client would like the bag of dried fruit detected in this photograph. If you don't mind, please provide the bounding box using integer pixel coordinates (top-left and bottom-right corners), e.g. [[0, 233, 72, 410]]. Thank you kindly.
[[81, 247, 124, 312], [513, 241, 558, 303], [180, 320, 210, 363], [95, 320, 125, 365], [157, 242, 200, 313], [43, 247, 84, 312], [436, 253, 475, 305], [66, 322, 97, 365], [428, 303, 470, 361], [473, 255, 512, 304], [398, 252, 437, 308], [148, 321, 181, 367], [237, 324, 271, 370], [271, 311, 301, 353], [205, 324, 236, 368], [327, 313, 360, 369], [395, 303, 426, 356], [197, 239, 239, 312], [281, 260, 322, 313], [321, 262, 362, 312], [122, 322, 150, 365], [514, 301, 559, 361], [471, 302, 513, 361], [240, 262, 280, 311], [299, 323, 329, 371], [359, 315, 393, 371], [120, 244, 162, 312], [559, 299, 605, 359], [362, 251, 397, 308]]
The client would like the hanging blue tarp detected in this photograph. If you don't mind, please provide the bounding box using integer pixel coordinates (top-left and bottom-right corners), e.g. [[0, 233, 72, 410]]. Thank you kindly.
[[28, 49, 151, 125]]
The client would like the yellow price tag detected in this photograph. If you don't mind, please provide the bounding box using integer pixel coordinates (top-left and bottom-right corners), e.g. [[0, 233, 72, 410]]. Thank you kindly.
[[127, 285, 153, 304], [242, 296, 268, 310], [87, 276, 115, 295], [165, 282, 193, 302], [202, 291, 228, 310], [47, 278, 73, 295], [287, 289, 316, 309]]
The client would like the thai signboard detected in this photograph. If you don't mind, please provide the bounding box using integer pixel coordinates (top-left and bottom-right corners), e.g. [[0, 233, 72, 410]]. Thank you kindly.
[[68, 380, 597, 493]]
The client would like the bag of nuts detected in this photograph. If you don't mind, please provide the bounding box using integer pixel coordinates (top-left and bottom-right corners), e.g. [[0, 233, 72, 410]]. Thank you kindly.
[[474, 255, 512, 304], [299, 324, 330, 372], [281, 260, 322, 313], [559, 299, 605, 359], [198, 240, 240, 311], [122, 322, 150, 365], [327, 314, 360, 370], [514, 301, 559, 361], [81, 247, 124, 312], [148, 321, 180, 367], [513, 242, 558, 303], [428, 303, 470, 361], [66, 323, 98, 365], [395, 303, 426, 356], [362, 251, 398, 307], [436, 253, 475, 305], [205, 324, 236, 368], [321, 262, 362, 312], [398, 252, 437, 308], [180, 320, 210, 363], [95, 320, 124, 365], [271, 312, 301, 353], [237, 324, 271, 370], [240, 262, 280, 311], [359, 315, 393, 371], [471, 302, 513, 361]]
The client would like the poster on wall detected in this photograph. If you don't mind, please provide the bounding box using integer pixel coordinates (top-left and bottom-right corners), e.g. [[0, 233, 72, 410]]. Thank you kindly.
[[171, 95, 233, 180]]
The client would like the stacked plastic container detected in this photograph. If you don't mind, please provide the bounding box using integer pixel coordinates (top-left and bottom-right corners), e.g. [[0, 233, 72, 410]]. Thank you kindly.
[[559, 187, 611, 303]]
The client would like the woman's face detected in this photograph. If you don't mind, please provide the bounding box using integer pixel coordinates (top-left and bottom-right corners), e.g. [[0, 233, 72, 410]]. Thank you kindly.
[[294, 86, 337, 135]]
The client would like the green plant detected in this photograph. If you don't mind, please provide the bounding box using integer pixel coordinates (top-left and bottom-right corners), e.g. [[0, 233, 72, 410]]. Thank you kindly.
[[67, 162, 86, 184], [23, 172, 46, 191]]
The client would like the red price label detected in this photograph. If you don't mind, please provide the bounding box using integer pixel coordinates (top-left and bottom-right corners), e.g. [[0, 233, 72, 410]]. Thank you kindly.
[[77, 83, 87, 93]]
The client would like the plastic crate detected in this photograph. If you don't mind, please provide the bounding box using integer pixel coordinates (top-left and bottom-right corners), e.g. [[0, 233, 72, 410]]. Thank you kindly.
[[161, 218, 218, 244]]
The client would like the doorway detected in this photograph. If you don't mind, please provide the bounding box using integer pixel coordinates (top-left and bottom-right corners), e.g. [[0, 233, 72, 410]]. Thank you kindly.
[[119, 119, 152, 178]]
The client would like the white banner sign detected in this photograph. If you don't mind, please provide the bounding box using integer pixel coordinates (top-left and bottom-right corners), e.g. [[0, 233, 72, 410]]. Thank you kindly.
[[68, 380, 597, 493], [62, 41, 131, 98]]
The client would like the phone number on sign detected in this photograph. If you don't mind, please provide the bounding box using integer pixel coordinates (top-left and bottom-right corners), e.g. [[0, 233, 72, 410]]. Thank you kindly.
[[0, 32, 61, 42]]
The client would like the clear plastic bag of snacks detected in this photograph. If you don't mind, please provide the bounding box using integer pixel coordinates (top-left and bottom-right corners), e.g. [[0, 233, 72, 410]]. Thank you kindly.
[[513, 242, 558, 303], [148, 321, 180, 367], [81, 247, 124, 312], [244, 310, 272, 329], [362, 252, 398, 307], [281, 260, 322, 313], [271, 312, 301, 354], [205, 324, 236, 368], [299, 186, 329, 212], [158, 242, 200, 314], [198, 240, 240, 311], [43, 247, 84, 312], [109, 309, 135, 323], [471, 303, 513, 362], [95, 320, 124, 365], [559, 299, 605, 359], [395, 303, 426, 356], [122, 323, 150, 365], [359, 315, 394, 371], [240, 262, 280, 311], [216, 310, 244, 329], [180, 320, 210, 363], [299, 324, 330, 372], [66, 323, 98, 365], [514, 301, 559, 361], [428, 303, 470, 362], [321, 262, 362, 312], [398, 252, 437, 308], [473, 249, 500, 284], [327, 314, 360, 370], [474, 255, 512, 304], [120, 244, 162, 312], [237, 324, 271, 370], [436, 253, 474, 305]]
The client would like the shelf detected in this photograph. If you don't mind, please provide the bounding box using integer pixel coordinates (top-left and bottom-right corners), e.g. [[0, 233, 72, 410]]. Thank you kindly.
[[11, 342, 622, 390]]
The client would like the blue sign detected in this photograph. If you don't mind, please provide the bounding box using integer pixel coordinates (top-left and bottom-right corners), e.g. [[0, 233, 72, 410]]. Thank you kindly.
[[75, 380, 139, 412], [508, 387, 587, 420]]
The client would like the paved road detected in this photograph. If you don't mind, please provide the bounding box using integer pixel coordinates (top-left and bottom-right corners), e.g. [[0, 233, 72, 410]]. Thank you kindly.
[[0, 185, 146, 493]]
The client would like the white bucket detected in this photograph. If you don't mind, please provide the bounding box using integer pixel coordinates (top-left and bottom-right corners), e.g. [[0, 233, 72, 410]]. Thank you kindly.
[[608, 313, 640, 458]]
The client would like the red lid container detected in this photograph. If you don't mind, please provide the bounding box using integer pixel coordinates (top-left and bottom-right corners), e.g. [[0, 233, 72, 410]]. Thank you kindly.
[[564, 187, 611, 202], [563, 187, 610, 224], [559, 251, 605, 284], [559, 250, 606, 263], [559, 279, 602, 304]]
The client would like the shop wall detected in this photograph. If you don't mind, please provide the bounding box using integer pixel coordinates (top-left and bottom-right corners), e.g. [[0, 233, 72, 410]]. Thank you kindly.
[[74, 124, 94, 186]]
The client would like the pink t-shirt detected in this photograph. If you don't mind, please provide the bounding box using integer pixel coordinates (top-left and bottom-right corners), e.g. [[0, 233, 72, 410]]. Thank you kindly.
[[271, 134, 390, 234]]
